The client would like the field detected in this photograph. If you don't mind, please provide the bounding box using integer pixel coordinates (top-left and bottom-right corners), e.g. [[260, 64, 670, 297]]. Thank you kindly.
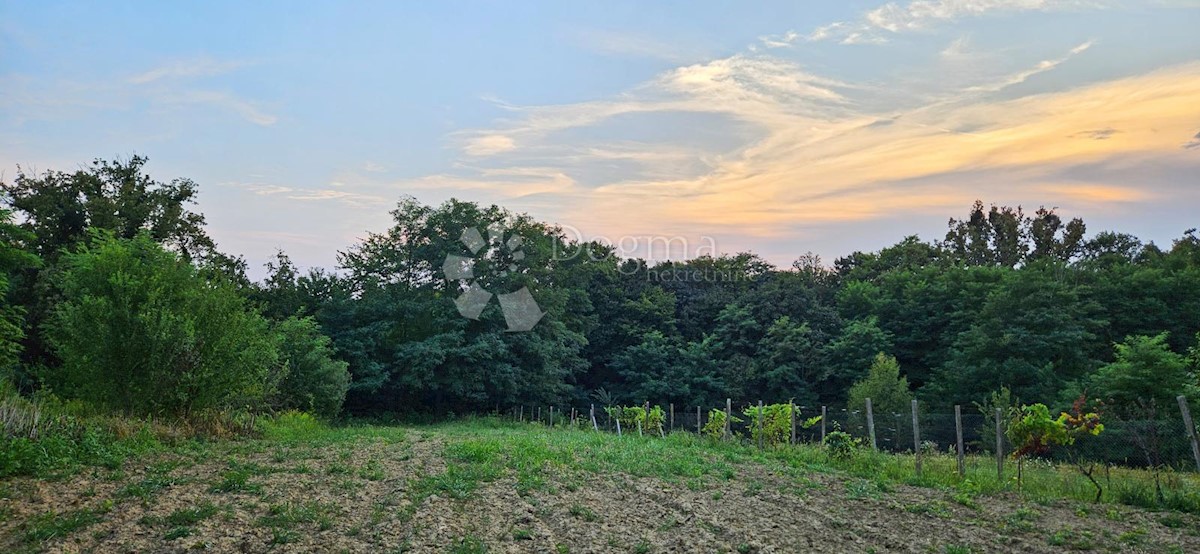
[[2, 418, 1199, 553]]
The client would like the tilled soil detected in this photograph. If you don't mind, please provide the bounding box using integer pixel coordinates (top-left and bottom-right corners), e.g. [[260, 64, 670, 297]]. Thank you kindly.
[[2, 432, 1197, 553]]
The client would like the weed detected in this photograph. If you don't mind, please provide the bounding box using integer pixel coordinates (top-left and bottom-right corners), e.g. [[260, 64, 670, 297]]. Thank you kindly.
[[21, 505, 107, 543], [568, 504, 598, 522], [450, 535, 487, 554]]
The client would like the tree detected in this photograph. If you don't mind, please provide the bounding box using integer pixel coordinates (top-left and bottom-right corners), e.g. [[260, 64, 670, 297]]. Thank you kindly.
[[271, 316, 351, 418], [823, 317, 894, 397], [847, 353, 913, 417], [2, 157, 219, 379], [43, 234, 278, 416], [753, 316, 823, 406], [2, 156, 213, 263], [1083, 334, 1195, 493], [1006, 399, 1104, 499], [328, 198, 587, 414], [0, 207, 39, 376], [927, 262, 1099, 406], [1088, 333, 1194, 417]]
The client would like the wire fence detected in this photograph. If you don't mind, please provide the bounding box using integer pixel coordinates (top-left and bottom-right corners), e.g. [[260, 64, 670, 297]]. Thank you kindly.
[[507, 397, 1200, 474]]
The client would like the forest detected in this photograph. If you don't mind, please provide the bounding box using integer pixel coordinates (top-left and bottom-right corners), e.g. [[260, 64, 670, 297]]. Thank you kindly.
[[2, 157, 1198, 424]]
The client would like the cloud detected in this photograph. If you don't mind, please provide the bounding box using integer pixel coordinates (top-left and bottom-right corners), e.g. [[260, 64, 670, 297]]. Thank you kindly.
[[285, 189, 386, 206], [425, 42, 1200, 244], [463, 134, 517, 156], [1072, 128, 1120, 140], [962, 40, 1093, 92], [129, 57, 251, 84], [800, 0, 1108, 44], [164, 91, 278, 126], [1185, 131, 1200, 149]]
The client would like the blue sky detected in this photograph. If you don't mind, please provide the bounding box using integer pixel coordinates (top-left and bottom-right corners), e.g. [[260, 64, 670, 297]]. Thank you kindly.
[[2, 0, 1199, 276]]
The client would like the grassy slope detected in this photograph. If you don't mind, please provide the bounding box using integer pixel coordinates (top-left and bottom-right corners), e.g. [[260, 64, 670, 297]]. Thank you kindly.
[[1, 417, 1198, 553]]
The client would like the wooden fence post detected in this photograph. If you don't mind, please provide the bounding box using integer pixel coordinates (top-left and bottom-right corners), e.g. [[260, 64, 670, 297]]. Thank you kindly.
[[591, 404, 598, 431], [616, 414, 622, 437], [725, 398, 732, 440], [549, 406, 554, 428], [537, 406, 541, 424], [697, 406, 701, 435], [670, 403, 675, 433], [912, 399, 922, 477], [995, 408, 1004, 479], [865, 398, 877, 451], [790, 401, 796, 445], [955, 404, 965, 478], [820, 406, 827, 444], [757, 400, 764, 450], [519, 405, 524, 423], [1178, 395, 1200, 472]]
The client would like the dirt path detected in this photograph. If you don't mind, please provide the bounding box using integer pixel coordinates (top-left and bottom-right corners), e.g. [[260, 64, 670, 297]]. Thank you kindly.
[[2, 431, 1197, 553]]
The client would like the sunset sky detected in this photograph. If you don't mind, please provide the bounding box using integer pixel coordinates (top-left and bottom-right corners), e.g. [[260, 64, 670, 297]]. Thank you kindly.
[[2, 0, 1199, 276]]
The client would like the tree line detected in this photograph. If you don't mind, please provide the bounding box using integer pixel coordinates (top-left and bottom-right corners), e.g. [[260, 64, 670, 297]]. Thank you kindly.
[[2, 158, 1198, 424]]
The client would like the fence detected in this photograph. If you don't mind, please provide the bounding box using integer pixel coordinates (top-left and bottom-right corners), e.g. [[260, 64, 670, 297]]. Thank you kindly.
[[507, 395, 1200, 475]]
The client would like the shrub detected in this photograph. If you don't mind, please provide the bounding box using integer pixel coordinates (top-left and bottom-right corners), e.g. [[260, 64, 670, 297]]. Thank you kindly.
[[604, 405, 666, 435], [271, 316, 350, 419], [43, 233, 279, 417], [823, 427, 861, 460], [740, 403, 817, 447], [701, 408, 742, 440]]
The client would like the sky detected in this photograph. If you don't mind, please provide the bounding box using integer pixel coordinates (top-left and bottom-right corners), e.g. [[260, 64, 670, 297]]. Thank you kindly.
[[2, 0, 1199, 277]]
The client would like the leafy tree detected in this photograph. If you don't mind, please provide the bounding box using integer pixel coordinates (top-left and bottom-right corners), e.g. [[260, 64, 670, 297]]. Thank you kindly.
[[2, 156, 213, 263], [43, 234, 278, 416], [822, 316, 894, 397], [847, 353, 913, 417], [0, 207, 39, 376], [2, 157, 220, 380], [329, 198, 587, 414], [1007, 400, 1104, 499], [1088, 333, 1195, 418], [753, 316, 822, 406], [271, 316, 351, 418], [928, 262, 1100, 407]]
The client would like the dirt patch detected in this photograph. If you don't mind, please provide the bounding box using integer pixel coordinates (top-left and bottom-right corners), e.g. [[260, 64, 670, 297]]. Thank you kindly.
[[2, 433, 1197, 553]]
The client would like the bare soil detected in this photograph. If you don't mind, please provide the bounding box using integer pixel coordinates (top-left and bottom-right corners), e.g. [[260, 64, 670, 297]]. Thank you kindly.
[[2, 433, 1197, 553]]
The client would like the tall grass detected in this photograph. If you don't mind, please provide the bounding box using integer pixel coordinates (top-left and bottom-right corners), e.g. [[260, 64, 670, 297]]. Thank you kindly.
[[0, 382, 259, 479]]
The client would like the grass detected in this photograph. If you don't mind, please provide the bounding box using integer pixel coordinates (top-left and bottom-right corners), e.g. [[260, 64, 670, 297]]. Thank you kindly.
[[408, 418, 1200, 515]]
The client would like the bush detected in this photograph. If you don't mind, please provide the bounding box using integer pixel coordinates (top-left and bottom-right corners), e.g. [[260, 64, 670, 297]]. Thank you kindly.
[[271, 316, 350, 419], [604, 405, 665, 435], [701, 408, 743, 440], [741, 403, 817, 447], [823, 427, 861, 460], [43, 233, 279, 416]]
